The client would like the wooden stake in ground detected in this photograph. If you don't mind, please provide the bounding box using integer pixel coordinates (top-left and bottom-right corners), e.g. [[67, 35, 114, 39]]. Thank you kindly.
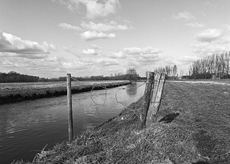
[[139, 71, 154, 129], [67, 73, 74, 142], [146, 73, 165, 127], [150, 73, 161, 107]]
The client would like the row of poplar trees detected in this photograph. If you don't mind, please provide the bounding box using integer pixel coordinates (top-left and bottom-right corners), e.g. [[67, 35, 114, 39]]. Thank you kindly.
[[189, 52, 230, 79]]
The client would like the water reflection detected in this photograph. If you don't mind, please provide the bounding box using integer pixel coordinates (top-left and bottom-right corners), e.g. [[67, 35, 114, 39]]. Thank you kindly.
[[126, 82, 138, 97], [0, 102, 58, 136]]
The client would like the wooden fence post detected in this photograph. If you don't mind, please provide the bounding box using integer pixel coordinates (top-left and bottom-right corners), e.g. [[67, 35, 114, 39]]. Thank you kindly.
[[146, 73, 165, 127], [139, 71, 154, 129], [67, 73, 73, 142]]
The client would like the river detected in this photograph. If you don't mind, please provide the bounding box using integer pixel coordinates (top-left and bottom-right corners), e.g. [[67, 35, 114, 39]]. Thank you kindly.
[[0, 82, 145, 163]]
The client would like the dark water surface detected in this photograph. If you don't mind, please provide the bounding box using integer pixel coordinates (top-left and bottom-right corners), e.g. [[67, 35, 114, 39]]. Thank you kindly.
[[0, 82, 145, 164]]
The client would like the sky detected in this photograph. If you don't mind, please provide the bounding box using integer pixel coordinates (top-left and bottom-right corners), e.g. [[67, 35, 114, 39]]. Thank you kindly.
[[1, 0, 230, 78]]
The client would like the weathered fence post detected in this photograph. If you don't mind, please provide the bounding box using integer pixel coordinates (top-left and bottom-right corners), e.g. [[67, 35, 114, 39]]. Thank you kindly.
[[67, 73, 73, 142], [139, 71, 154, 129], [146, 73, 165, 127]]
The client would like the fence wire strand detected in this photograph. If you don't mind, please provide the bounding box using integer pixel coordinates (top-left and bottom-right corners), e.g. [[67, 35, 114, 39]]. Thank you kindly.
[[115, 87, 126, 107], [115, 81, 147, 108], [71, 77, 79, 81], [69, 80, 147, 109], [90, 83, 107, 106], [68, 76, 147, 110]]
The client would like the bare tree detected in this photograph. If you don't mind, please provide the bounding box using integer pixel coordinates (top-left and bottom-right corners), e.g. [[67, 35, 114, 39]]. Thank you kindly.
[[173, 65, 177, 76], [190, 52, 230, 79], [126, 68, 139, 81]]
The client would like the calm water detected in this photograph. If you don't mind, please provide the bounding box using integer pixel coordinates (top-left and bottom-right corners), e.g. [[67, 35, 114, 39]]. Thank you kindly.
[[0, 82, 145, 164]]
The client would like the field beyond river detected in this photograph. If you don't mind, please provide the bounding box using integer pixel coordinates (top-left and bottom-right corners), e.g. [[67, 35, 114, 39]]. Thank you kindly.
[[13, 80, 230, 164], [0, 80, 131, 104]]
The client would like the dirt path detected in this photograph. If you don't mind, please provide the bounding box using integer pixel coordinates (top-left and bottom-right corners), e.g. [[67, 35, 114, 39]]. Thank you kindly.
[[161, 81, 230, 163]]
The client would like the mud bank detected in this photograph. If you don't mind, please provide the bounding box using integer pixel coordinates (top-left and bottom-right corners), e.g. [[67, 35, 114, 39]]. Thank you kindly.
[[0, 81, 131, 105]]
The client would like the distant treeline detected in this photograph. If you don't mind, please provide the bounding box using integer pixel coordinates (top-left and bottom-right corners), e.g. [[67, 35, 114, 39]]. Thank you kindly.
[[0, 69, 141, 83], [189, 52, 230, 79], [0, 71, 39, 83], [40, 69, 140, 82], [40, 75, 135, 82]]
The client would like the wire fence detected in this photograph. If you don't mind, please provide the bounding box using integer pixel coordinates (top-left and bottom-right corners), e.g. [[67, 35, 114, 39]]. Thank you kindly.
[[70, 76, 146, 109], [68, 76, 230, 127]]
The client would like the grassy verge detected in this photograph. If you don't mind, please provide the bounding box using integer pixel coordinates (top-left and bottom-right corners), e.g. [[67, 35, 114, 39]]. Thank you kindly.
[[0, 81, 131, 104], [13, 81, 230, 164]]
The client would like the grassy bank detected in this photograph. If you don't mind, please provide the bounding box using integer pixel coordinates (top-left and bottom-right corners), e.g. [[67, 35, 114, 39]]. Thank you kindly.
[[13, 81, 230, 164], [0, 81, 131, 104]]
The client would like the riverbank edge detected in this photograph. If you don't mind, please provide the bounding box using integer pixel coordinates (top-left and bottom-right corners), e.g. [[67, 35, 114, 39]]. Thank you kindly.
[[12, 87, 207, 164], [0, 81, 131, 105]]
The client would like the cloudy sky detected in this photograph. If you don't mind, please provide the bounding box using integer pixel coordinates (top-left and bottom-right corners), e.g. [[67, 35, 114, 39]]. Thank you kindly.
[[1, 0, 230, 78]]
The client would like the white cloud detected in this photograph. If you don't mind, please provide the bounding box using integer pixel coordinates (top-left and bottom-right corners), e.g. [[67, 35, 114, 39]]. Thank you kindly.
[[0, 30, 56, 56], [126, 58, 140, 67], [172, 11, 196, 21], [51, 0, 120, 19], [196, 28, 222, 42], [85, 0, 120, 19], [110, 51, 126, 59], [192, 41, 230, 56], [61, 61, 91, 69], [178, 56, 201, 64], [60, 21, 128, 41], [118, 46, 163, 69], [91, 44, 101, 49], [186, 22, 205, 28], [123, 47, 162, 55], [96, 58, 119, 66], [1, 56, 60, 71], [192, 32, 230, 56], [122, 54, 162, 70], [72, 58, 94, 67], [137, 56, 161, 65], [63, 47, 80, 56], [80, 31, 115, 41], [64, 46, 101, 56], [0, 55, 92, 76], [218, 36, 230, 44], [193, 28, 230, 56], [0, 53, 48, 59], [59, 23, 82, 31], [81, 21, 128, 32], [82, 49, 98, 55]]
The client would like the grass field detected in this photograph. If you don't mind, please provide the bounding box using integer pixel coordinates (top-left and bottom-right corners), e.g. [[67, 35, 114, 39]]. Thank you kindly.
[[13, 80, 230, 164], [0, 81, 130, 104]]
